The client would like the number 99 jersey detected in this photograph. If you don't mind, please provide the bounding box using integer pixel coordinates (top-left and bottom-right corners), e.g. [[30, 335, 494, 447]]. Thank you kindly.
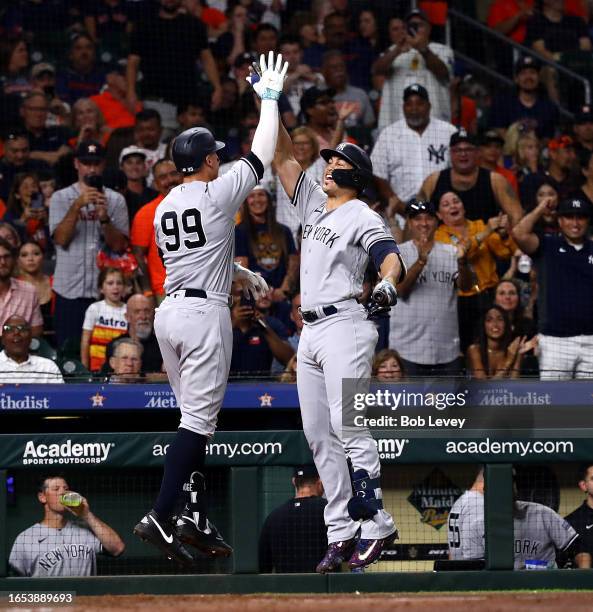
[[154, 153, 263, 296]]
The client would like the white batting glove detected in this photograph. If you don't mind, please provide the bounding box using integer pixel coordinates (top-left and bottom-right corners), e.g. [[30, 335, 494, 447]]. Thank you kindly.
[[233, 262, 269, 300], [245, 51, 289, 100], [372, 279, 398, 307]]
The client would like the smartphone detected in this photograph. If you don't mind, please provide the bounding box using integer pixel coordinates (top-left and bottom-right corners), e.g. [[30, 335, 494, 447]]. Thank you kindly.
[[30, 192, 44, 210], [84, 174, 104, 191], [407, 23, 418, 37], [240, 294, 255, 308]]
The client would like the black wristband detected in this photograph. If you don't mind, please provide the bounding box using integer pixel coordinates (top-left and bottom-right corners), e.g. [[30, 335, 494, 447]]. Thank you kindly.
[[100, 218, 110, 226]]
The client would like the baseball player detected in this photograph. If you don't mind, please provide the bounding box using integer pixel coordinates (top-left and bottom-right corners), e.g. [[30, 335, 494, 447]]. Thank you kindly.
[[133, 52, 288, 566], [9, 475, 125, 577], [448, 469, 485, 561], [448, 468, 580, 568], [266, 64, 405, 572]]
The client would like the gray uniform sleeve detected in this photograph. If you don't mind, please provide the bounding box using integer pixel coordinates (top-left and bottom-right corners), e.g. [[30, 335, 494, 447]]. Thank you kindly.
[[459, 512, 485, 559], [9, 533, 29, 576], [48, 188, 72, 235], [107, 190, 129, 236], [291, 171, 327, 226], [208, 152, 264, 219], [545, 508, 579, 551], [356, 208, 395, 253]]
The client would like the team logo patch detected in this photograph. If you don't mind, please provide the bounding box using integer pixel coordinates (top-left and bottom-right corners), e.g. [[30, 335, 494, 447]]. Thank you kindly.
[[407, 468, 462, 530]]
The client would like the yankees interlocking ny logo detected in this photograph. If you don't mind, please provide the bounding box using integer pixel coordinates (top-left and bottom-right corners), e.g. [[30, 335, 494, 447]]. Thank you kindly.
[[428, 144, 446, 164]]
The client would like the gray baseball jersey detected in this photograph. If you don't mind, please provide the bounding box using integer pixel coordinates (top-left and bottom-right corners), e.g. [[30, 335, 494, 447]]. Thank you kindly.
[[292, 170, 398, 544], [9, 522, 102, 577], [292, 172, 395, 311], [154, 154, 262, 295], [49, 184, 129, 299], [448, 490, 485, 560], [513, 501, 578, 569]]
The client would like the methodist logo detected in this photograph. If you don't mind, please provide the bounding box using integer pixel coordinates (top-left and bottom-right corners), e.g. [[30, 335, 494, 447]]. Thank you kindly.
[[22, 440, 114, 465], [0, 393, 50, 410]]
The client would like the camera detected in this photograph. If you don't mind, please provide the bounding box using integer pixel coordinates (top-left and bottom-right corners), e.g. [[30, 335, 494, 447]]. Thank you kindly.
[[30, 192, 44, 210], [407, 23, 418, 37], [84, 174, 104, 191]]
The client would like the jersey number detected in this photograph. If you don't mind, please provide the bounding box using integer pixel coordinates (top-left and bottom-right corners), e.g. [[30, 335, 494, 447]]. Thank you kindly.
[[160, 209, 206, 252], [448, 512, 460, 548]]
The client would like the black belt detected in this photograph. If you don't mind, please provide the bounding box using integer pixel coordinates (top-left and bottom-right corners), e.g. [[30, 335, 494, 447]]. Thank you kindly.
[[300, 305, 338, 323], [168, 289, 207, 298]]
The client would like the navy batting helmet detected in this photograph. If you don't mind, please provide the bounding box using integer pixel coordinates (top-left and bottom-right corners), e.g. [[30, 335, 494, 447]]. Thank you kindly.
[[172, 127, 225, 175], [320, 143, 373, 192]]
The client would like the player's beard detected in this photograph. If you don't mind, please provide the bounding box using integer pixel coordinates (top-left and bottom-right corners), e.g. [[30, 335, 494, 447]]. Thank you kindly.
[[135, 322, 153, 340]]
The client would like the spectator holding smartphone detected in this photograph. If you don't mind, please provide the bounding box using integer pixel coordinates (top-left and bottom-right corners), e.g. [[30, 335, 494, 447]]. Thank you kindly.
[[49, 141, 128, 349], [4, 172, 49, 247]]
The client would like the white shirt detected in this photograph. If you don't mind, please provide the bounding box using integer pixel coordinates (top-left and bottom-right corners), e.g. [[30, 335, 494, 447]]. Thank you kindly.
[[0, 351, 64, 383], [389, 240, 460, 364], [378, 42, 454, 131], [372, 117, 457, 203]]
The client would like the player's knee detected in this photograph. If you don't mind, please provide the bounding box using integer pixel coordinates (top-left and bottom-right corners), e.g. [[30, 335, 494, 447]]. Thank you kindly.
[[347, 469, 383, 522]]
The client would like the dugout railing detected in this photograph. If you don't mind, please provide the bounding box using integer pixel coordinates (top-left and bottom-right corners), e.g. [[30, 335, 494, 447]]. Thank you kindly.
[[1, 429, 593, 594]]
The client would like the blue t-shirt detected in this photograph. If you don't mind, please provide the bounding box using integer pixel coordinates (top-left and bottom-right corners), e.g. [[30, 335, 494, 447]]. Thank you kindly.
[[234, 221, 296, 289], [534, 234, 593, 337], [230, 316, 289, 376], [488, 94, 559, 139]]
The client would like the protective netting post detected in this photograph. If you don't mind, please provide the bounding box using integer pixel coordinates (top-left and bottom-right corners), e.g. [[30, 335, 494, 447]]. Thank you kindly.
[[231, 467, 258, 574], [485, 463, 513, 570], [0, 470, 6, 577]]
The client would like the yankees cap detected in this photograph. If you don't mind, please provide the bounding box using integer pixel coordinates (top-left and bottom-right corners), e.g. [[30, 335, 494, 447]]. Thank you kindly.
[[556, 197, 592, 217], [480, 130, 505, 146], [450, 128, 477, 147], [403, 84, 429, 102]]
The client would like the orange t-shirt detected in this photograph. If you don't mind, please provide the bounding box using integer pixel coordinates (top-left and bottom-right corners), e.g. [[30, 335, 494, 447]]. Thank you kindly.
[[130, 194, 165, 296], [90, 90, 142, 130], [487, 0, 534, 43], [200, 6, 227, 28]]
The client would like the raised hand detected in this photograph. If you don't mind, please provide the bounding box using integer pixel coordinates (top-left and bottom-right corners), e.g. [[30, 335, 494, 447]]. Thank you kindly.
[[246, 51, 289, 100]]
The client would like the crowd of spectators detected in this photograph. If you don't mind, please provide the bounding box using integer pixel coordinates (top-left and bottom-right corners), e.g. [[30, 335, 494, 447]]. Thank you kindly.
[[0, 0, 592, 382]]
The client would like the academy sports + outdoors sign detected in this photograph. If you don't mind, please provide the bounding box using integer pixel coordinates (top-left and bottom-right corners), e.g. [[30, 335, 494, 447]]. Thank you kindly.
[[0, 432, 588, 469]]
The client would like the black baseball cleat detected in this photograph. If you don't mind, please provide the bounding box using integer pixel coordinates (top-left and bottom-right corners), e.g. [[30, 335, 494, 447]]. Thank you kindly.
[[315, 538, 357, 574], [175, 505, 233, 557], [133, 510, 195, 567], [348, 530, 398, 570]]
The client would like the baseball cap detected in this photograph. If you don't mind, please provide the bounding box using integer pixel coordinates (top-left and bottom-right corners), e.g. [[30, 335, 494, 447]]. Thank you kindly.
[[300, 86, 336, 114], [450, 128, 477, 147], [234, 52, 255, 69], [480, 130, 505, 146], [30, 62, 55, 79], [119, 145, 147, 165], [514, 55, 540, 75], [575, 105, 593, 124], [105, 59, 127, 76], [557, 197, 591, 217], [406, 199, 436, 218], [405, 8, 430, 23], [403, 83, 429, 102], [548, 135, 574, 150], [74, 140, 105, 163], [293, 465, 319, 479]]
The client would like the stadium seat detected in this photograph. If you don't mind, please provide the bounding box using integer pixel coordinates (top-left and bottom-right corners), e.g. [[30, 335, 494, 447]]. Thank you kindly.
[[59, 359, 94, 383], [29, 337, 58, 362]]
